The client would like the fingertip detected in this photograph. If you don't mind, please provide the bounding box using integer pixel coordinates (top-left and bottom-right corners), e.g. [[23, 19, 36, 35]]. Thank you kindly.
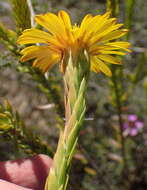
[[0, 179, 34, 190], [0, 154, 52, 189]]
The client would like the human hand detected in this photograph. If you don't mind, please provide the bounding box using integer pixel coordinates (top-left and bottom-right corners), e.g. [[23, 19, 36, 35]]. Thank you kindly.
[[0, 154, 52, 190]]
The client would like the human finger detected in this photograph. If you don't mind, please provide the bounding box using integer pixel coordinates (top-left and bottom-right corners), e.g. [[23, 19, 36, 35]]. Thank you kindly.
[[0, 154, 52, 190], [0, 179, 34, 190]]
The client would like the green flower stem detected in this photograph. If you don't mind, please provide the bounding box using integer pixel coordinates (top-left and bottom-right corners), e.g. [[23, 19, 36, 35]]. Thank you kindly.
[[107, 0, 129, 180], [106, 0, 120, 16], [125, 0, 136, 40], [111, 67, 127, 168], [45, 51, 90, 190], [10, 0, 31, 31]]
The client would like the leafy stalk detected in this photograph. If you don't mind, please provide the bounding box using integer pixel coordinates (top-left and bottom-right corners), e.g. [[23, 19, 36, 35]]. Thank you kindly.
[[0, 22, 18, 54], [107, 0, 128, 179], [0, 100, 53, 157], [45, 51, 90, 190], [10, 0, 32, 31], [106, 0, 120, 16], [125, 0, 136, 39]]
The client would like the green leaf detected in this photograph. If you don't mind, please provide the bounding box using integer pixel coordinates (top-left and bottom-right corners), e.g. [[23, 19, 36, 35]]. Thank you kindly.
[[0, 113, 13, 130]]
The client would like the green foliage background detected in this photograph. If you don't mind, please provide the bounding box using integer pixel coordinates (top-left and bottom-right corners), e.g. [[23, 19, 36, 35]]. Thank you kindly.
[[0, 0, 147, 189]]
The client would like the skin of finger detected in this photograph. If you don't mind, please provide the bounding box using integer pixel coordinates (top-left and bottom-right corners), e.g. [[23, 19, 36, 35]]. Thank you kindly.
[[0, 154, 52, 190], [0, 179, 34, 190]]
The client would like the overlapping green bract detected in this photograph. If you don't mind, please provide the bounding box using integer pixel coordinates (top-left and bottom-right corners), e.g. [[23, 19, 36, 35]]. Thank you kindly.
[[45, 52, 90, 190]]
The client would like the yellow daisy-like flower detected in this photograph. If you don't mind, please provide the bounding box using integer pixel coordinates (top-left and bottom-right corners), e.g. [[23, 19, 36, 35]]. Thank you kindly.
[[17, 10, 130, 76]]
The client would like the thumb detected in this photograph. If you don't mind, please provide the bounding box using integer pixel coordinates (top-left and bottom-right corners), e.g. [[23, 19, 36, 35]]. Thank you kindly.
[[0, 179, 34, 190], [0, 154, 52, 190]]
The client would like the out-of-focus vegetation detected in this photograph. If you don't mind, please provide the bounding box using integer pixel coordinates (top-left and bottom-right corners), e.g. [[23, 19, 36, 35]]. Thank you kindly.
[[0, 0, 147, 189]]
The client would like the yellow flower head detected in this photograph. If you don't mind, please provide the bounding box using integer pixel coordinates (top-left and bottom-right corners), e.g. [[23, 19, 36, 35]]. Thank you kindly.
[[17, 10, 130, 76]]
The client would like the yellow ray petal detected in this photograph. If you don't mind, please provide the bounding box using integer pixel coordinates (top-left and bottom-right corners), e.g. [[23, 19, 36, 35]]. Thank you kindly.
[[91, 56, 112, 76], [94, 18, 117, 34], [79, 14, 93, 40], [98, 50, 126, 55], [58, 11, 74, 44], [88, 24, 123, 45], [100, 29, 128, 42], [20, 46, 37, 54], [90, 43, 128, 51], [93, 17, 117, 35], [17, 31, 50, 45], [85, 11, 111, 34], [33, 54, 59, 72], [90, 56, 100, 73], [80, 14, 93, 30], [102, 11, 111, 19], [18, 30, 64, 49], [98, 54, 121, 64], [17, 28, 54, 45], [21, 28, 51, 38], [89, 44, 127, 56], [105, 41, 131, 52], [35, 13, 65, 36], [20, 46, 60, 62], [20, 45, 61, 55], [96, 58, 112, 76], [58, 10, 72, 30]]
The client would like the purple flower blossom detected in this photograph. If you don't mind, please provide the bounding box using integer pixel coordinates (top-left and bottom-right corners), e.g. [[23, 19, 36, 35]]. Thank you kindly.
[[128, 114, 137, 122], [123, 114, 144, 137]]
